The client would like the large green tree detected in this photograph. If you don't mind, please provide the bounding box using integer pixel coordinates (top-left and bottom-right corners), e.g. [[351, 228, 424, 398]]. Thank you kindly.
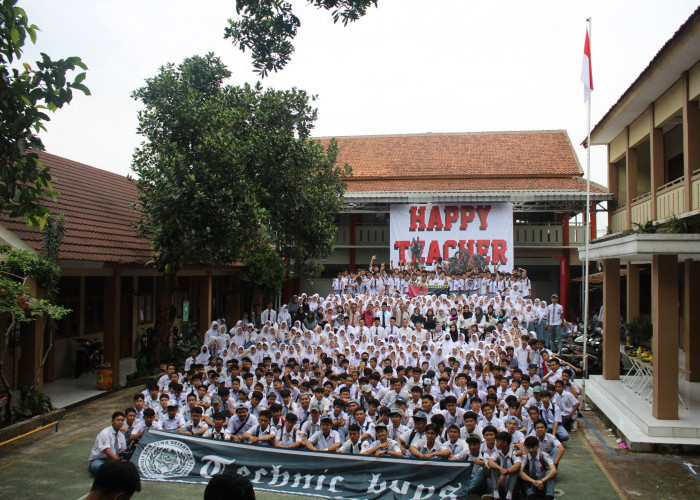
[[226, 0, 378, 76], [0, 0, 89, 226], [131, 54, 349, 363]]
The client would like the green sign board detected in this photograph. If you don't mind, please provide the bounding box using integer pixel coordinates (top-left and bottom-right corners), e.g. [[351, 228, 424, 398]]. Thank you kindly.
[[183, 300, 189, 322]]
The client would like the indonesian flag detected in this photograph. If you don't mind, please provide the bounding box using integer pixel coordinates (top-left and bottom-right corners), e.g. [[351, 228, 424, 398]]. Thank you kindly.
[[581, 26, 593, 103]]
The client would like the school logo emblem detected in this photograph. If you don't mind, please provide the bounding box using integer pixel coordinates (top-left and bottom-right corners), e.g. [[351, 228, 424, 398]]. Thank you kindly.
[[138, 439, 195, 479]]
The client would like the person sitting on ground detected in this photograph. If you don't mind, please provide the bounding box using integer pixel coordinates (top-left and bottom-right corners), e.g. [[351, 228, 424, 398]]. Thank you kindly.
[[518, 435, 557, 500], [337, 424, 367, 454], [88, 411, 127, 475], [306, 416, 342, 452], [241, 410, 277, 446], [85, 459, 141, 500], [409, 423, 450, 460], [485, 431, 521, 500], [361, 423, 402, 457]]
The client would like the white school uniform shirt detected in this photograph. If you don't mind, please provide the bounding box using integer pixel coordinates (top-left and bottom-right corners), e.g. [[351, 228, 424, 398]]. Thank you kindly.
[[276, 426, 302, 447], [131, 419, 162, 436], [441, 407, 467, 427], [546, 303, 563, 325], [479, 441, 499, 462], [338, 438, 369, 454], [414, 437, 446, 456], [368, 438, 401, 454], [308, 430, 341, 450], [553, 391, 578, 415], [160, 413, 186, 432], [444, 438, 469, 459], [89, 426, 126, 461], [203, 427, 231, 440], [519, 450, 554, 479]]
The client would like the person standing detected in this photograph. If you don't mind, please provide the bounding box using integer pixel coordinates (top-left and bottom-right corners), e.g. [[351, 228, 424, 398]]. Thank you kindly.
[[545, 294, 564, 355], [88, 411, 127, 475]]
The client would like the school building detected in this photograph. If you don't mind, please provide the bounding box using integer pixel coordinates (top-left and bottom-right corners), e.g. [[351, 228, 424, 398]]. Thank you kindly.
[[305, 130, 611, 317], [580, 6, 700, 448], [0, 152, 246, 390]]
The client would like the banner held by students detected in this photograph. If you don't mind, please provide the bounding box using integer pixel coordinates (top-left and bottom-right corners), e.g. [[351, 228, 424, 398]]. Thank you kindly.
[[134, 430, 472, 499], [390, 203, 514, 272]]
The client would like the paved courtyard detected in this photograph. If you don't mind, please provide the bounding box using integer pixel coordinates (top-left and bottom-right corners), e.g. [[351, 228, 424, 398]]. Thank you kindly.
[[0, 387, 699, 499]]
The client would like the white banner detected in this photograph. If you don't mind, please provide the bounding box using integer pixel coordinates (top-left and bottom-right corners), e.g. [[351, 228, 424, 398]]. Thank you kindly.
[[389, 203, 514, 272]]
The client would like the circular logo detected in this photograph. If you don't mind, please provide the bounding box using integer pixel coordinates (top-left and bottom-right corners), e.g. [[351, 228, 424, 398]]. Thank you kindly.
[[138, 439, 195, 479]]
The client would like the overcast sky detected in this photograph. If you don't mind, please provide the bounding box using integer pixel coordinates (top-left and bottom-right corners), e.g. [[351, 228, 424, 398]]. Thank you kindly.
[[20, 0, 699, 213]]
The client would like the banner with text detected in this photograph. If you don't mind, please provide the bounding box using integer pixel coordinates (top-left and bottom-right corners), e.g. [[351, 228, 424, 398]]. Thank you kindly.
[[390, 203, 514, 272], [134, 430, 471, 499]]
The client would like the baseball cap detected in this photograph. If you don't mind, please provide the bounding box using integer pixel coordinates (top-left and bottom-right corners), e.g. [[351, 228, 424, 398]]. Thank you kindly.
[[361, 384, 372, 393], [166, 400, 178, 408], [389, 407, 403, 417], [413, 410, 428, 420], [320, 416, 333, 424], [309, 402, 322, 412], [422, 377, 432, 385], [267, 390, 277, 398], [210, 394, 222, 404], [236, 402, 248, 410], [396, 396, 408, 404], [375, 423, 388, 430], [532, 385, 542, 393], [551, 293, 559, 299]]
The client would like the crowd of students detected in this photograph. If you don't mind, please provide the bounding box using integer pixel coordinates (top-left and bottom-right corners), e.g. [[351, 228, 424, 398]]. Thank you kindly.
[[90, 263, 581, 500]]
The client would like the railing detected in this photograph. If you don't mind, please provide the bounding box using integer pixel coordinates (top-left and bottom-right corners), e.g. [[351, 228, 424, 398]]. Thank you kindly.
[[657, 176, 685, 192], [631, 198, 653, 226], [610, 208, 628, 233], [334, 224, 588, 248], [657, 184, 685, 220], [693, 176, 700, 211]]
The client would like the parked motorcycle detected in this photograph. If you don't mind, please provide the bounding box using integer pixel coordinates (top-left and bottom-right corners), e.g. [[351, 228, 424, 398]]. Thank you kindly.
[[559, 322, 603, 375], [74, 337, 103, 378]]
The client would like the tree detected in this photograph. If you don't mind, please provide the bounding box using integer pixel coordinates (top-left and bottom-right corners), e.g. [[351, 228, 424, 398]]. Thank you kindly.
[[225, 0, 378, 77], [0, 233, 69, 426], [131, 54, 349, 364], [0, 0, 89, 226]]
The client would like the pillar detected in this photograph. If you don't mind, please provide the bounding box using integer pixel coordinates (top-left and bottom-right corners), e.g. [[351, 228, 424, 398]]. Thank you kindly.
[[602, 258, 621, 380], [349, 214, 357, 272], [684, 260, 700, 382], [650, 105, 663, 218], [590, 203, 597, 240], [651, 254, 679, 419], [18, 278, 44, 389], [103, 269, 121, 388], [560, 215, 569, 314], [626, 262, 640, 322], [626, 127, 637, 229], [683, 71, 700, 212]]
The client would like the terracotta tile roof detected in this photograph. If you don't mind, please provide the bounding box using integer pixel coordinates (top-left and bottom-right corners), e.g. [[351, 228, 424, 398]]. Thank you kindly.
[[344, 176, 608, 193], [319, 131, 584, 183], [0, 151, 151, 263]]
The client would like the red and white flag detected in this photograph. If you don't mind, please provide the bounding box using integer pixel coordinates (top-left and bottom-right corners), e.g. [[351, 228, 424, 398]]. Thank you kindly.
[[581, 26, 593, 102]]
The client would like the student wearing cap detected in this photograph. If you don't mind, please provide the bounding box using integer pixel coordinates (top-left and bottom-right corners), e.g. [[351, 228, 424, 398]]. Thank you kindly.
[[361, 423, 402, 457], [204, 394, 226, 426], [306, 416, 342, 452], [387, 408, 409, 440], [228, 404, 258, 442], [300, 402, 323, 441], [398, 410, 429, 458], [161, 400, 186, 432]]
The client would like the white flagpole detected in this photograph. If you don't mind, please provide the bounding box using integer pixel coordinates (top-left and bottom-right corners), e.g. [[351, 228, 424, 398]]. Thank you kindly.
[[582, 17, 592, 409]]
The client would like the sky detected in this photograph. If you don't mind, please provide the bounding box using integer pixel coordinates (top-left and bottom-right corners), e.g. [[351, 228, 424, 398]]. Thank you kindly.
[[19, 0, 700, 229]]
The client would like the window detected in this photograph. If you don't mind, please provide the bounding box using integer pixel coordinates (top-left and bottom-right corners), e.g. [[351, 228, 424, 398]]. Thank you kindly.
[[138, 277, 154, 324], [56, 277, 80, 337]]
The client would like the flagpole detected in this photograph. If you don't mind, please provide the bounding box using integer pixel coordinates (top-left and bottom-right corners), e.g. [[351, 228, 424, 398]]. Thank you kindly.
[[582, 17, 592, 410]]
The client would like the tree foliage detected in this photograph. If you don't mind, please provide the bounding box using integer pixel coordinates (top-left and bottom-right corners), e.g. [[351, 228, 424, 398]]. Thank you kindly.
[[130, 53, 349, 362], [226, 0, 378, 77], [0, 243, 69, 426], [0, 0, 89, 226]]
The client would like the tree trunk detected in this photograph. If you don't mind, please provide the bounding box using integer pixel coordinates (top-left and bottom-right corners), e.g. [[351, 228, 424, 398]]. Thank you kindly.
[[151, 271, 178, 366], [0, 318, 16, 426], [24, 319, 53, 409]]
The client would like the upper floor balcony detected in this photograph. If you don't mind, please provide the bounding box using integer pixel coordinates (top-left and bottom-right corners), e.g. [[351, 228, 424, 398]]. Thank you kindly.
[[333, 223, 588, 248]]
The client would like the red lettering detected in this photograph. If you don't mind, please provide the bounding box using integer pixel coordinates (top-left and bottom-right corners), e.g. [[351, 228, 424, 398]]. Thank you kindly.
[[443, 206, 459, 230], [460, 206, 475, 229], [426, 206, 443, 231], [443, 240, 457, 260], [459, 240, 475, 254], [476, 240, 490, 259], [394, 240, 410, 262], [409, 206, 426, 231], [491, 240, 507, 265], [426, 240, 442, 264], [476, 205, 491, 230]]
